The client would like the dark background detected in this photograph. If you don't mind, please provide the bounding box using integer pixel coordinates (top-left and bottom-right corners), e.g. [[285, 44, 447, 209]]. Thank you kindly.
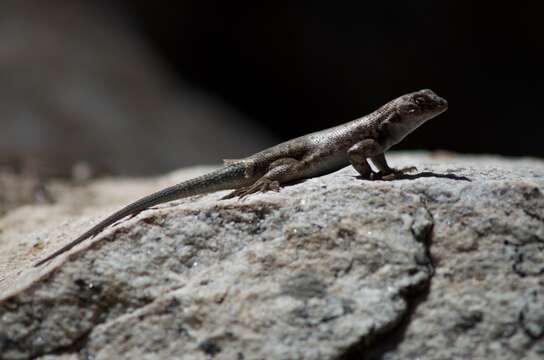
[[121, 1, 543, 157], [1, 1, 542, 178]]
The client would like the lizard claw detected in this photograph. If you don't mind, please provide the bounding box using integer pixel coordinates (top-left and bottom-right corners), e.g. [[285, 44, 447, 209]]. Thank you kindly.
[[372, 166, 418, 181], [221, 178, 280, 200], [398, 166, 417, 173]]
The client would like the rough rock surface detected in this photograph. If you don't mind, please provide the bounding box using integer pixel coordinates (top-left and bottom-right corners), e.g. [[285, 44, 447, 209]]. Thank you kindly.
[[0, 170, 53, 217], [0, 152, 543, 360]]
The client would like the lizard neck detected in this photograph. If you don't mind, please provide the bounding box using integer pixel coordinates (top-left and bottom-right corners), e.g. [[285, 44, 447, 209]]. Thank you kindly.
[[348, 105, 397, 148]]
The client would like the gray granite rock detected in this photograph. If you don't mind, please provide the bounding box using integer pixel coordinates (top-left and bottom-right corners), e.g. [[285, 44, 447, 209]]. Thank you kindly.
[[0, 170, 53, 217], [0, 152, 543, 359], [365, 153, 544, 360]]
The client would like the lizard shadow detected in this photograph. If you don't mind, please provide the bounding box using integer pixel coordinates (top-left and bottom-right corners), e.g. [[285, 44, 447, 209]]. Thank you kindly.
[[355, 171, 471, 182], [278, 171, 472, 191], [391, 171, 471, 182]]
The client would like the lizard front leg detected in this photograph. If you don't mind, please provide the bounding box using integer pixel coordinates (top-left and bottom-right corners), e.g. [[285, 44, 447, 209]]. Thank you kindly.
[[370, 153, 417, 180], [347, 139, 384, 179], [222, 158, 301, 199]]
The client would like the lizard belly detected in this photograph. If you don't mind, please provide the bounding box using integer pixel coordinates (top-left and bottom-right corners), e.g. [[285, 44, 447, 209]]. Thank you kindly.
[[303, 151, 348, 178]]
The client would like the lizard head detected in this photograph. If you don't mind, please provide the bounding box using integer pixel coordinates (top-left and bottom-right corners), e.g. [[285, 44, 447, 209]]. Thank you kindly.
[[381, 89, 447, 147], [395, 89, 448, 124], [384, 89, 448, 145]]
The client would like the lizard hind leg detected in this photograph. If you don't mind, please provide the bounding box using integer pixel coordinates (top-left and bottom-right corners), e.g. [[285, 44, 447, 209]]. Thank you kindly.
[[222, 158, 300, 200], [221, 177, 280, 199]]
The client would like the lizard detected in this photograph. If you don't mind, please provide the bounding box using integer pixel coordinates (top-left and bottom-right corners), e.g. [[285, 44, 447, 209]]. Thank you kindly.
[[34, 89, 448, 267]]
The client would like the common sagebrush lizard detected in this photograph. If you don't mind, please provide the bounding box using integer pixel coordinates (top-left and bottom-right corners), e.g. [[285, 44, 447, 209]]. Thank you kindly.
[[35, 89, 447, 266]]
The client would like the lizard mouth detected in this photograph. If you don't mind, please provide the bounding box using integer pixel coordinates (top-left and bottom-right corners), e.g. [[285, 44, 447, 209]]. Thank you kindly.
[[428, 94, 448, 114], [437, 97, 448, 110], [415, 89, 448, 114]]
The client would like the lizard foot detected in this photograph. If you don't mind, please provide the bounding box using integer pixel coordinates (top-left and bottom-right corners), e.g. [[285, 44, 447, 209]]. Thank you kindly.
[[222, 178, 281, 200], [372, 166, 418, 181]]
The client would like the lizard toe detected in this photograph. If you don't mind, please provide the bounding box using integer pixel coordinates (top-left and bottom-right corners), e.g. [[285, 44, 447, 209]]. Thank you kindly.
[[223, 178, 281, 200], [399, 166, 417, 173], [379, 166, 418, 181]]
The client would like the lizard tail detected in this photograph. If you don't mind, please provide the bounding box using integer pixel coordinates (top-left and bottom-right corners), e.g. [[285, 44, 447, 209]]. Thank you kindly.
[[34, 164, 249, 267]]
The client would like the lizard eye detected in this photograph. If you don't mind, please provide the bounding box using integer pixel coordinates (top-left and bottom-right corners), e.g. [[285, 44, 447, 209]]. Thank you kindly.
[[414, 96, 425, 106]]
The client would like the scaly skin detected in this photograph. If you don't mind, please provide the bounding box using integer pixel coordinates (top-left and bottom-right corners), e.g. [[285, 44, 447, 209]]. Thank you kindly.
[[34, 89, 447, 266]]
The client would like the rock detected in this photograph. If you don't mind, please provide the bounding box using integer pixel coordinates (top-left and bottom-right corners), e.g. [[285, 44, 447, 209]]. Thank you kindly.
[[0, 170, 54, 217], [0, 152, 543, 360], [365, 154, 544, 360]]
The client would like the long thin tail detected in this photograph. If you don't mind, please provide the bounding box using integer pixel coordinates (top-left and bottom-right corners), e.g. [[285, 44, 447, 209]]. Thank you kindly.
[[34, 164, 248, 267]]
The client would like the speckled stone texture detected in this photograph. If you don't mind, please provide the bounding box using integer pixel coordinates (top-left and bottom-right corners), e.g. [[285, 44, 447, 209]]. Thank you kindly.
[[0, 152, 543, 360]]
